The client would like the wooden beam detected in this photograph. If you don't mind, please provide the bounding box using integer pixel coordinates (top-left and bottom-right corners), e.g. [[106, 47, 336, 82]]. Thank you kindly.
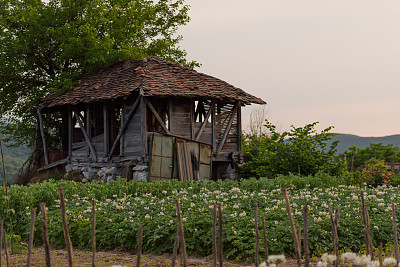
[[119, 105, 125, 157], [145, 98, 171, 135], [37, 109, 49, 165], [195, 100, 215, 141], [85, 105, 91, 157], [215, 103, 239, 154], [73, 107, 98, 162], [107, 97, 140, 161], [141, 96, 148, 160], [237, 101, 242, 152], [211, 102, 216, 153], [103, 103, 109, 157], [68, 106, 72, 159], [190, 100, 195, 139]]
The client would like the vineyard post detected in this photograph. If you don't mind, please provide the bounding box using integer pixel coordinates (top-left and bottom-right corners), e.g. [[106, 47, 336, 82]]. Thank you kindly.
[[171, 228, 180, 267], [379, 243, 383, 267], [297, 227, 301, 255], [262, 218, 268, 263], [213, 204, 217, 267], [2, 226, 9, 267], [218, 202, 224, 267], [58, 187, 74, 267], [0, 220, 2, 267], [174, 199, 187, 267], [392, 202, 399, 266], [27, 208, 37, 266], [137, 225, 143, 267], [281, 188, 301, 267], [40, 203, 51, 267], [303, 205, 309, 267], [361, 190, 373, 259], [255, 202, 259, 267], [91, 199, 96, 267], [329, 206, 340, 267]]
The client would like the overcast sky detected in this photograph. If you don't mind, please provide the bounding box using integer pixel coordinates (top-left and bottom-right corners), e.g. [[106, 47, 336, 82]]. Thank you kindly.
[[177, 0, 400, 137]]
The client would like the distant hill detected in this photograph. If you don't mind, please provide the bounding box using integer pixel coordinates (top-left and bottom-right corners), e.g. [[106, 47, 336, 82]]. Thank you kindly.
[[327, 133, 400, 153]]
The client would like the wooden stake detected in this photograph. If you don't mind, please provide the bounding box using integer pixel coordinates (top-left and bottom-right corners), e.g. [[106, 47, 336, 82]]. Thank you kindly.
[[40, 203, 51, 267], [58, 187, 74, 267], [329, 206, 340, 267], [2, 226, 9, 267], [137, 225, 143, 267], [218, 202, 224, 267], [171, 230, 180, 267], [91, 199, 96, 267], [361, 191, 373, 259], [379, 242, 383, 267], [392, 203, 399, 266], [262, 218, 268, 263], [213, 204, 217, 267], [0, 220, 3, 267], [297, 227, 301, 256], [27, 208, 37, 267], [303, 205, 309, 267], [255, 202, 259, 267], [281, 188, 301, 267], [175, 199, 187, 267]]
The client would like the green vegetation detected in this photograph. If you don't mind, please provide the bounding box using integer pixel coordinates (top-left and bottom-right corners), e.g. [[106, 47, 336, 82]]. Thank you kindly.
[[0, 0, 197, 147], [240, 120, 345, 178], [0, 135, 30, 183], [1, 177, 400, 260]]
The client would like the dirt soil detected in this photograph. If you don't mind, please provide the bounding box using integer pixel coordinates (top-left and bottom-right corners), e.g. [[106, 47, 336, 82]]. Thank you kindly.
[[2, 247, 319, 267]]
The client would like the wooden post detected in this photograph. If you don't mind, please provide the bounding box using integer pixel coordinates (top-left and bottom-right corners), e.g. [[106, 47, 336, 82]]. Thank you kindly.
[[255, 202, 259, 267], [0, 220, 3, 267], [40, 203, 51, 267], [103, 103, 109, 157], [297, 227, 301, 256], [37, 109, 49, 165], [2, 226, 9, 267], [281, 188, 301, 267], [237, 101, 242, 152], [140, 96, 148, 161], [171, 230, 180, 267], [58, 188, 74, 267], [91, 199, 96, 267], [379, 242, 383, 267], [175, 199, 187, 267], [213, 204, 217, 267], [350, 152, 354, 172], [361, 191, 373, 259], [218, 202, 224, 267], [27, 208, 37, 267], [68, 107, 73, 159], [262, 218, 268, 263], [120, 106, 125, 157], [392, 203, 399, 266], [211, 102, 216, 153], [137, 225, 143, 267], [329, 206, 340, 267], [73, 108, 97, 162], [303, 205, 309, 267]]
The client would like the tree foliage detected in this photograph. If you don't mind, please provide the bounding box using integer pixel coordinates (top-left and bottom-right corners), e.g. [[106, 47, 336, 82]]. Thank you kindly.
[[343, 143, 400, 171], [0, 0, 197, 147], [240, 120, 345, 178]]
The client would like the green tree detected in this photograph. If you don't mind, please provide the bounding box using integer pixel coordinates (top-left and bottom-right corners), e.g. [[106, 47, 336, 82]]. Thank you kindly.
[[241, 120, 345, 178], [0, 0, 198, 147], [343, 143, 400, 171]]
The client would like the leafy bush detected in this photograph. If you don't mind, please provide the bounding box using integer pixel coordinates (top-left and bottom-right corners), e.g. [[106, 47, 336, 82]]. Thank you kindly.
[[345, 159, 391, 187], [240, 120, 346, 178]]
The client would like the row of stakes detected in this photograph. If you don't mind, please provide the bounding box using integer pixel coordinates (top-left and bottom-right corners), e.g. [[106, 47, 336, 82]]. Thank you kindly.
[[0, 187, 399, 266]]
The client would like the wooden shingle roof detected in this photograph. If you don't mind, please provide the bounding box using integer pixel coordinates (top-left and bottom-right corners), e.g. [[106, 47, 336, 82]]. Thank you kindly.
[[38, 56, 265, 110]]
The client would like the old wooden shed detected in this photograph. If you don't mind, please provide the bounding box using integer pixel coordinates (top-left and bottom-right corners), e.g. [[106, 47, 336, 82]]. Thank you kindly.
[[35, 57, 265, 181]]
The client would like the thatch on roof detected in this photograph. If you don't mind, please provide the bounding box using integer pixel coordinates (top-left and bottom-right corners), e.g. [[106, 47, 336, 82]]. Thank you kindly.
[[38, 56, 265, 110]]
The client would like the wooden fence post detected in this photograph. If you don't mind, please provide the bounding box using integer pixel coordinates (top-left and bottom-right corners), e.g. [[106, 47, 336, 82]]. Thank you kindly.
[[27, 208, 37, 266], [171, 229, 180, 267], [58, 187, 74, 267], [137, 225, 143, 267], [91, 199, 96, 267], [329, 206, 340, 267], [361, 191, 373, 259], [281, 188, 301, 267], [303, 205, 309, 267], [218, 203, 224, 267], [392, 203, 399, 266], [40, 203, 51, 267], [255, 202, 259, 267], [175, 199, 187, 267]]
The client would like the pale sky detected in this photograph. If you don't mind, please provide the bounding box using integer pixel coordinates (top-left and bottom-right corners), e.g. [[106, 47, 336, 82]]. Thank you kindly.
[[177, 0, 400, 137]]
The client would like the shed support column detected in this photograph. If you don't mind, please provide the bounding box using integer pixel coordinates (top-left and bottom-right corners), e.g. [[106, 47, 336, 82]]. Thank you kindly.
[[86, 105, 91, 157], [141, 96, 148, 161], [237, 101, 242, 152], [120, 105, 125, 157], [37, 109, 49, 165], [103, 103, 109, 157], [212, 101, 216, 153], [68, 107, 72, 160]]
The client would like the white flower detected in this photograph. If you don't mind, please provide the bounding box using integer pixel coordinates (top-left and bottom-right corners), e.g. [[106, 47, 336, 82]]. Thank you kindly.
[[383, 257, 396, 266], [341, 252, 357, 262], [239, 211, 246, 217], [145, 214, 151, 219], [317, 262, 327, 267], [267, 254, 286, 264], [233, 204, 239, 209]]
